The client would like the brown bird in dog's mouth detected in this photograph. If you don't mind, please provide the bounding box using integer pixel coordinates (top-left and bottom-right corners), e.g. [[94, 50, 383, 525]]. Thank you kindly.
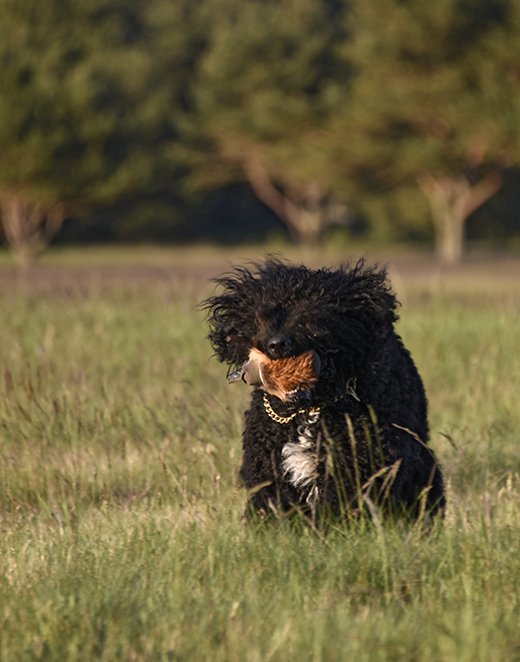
[[227, 345, 321, 403]]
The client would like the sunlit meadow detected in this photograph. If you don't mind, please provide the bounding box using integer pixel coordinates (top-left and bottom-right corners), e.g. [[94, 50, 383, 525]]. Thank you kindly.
[[1, 250, 520, 661]]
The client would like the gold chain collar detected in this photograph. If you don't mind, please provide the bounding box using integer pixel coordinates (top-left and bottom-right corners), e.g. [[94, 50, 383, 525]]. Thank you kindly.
[[263, 392, 320, 424], [262, 378, 358, 424]]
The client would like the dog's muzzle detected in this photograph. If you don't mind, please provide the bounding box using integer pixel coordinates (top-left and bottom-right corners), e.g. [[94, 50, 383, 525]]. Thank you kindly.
[[266, 335, 293, 359]]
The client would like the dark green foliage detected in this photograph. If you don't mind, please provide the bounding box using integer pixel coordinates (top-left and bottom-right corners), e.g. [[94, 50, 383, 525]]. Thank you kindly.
[[0, 0, 170, 200], [2, 0, 520, 256]]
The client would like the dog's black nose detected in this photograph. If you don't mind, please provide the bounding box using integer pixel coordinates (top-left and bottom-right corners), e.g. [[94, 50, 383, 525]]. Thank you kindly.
[[266, 335, 293, 358]]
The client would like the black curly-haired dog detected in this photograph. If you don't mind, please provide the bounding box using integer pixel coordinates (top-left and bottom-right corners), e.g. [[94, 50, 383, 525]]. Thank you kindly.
[[204, 259, 445, 520]]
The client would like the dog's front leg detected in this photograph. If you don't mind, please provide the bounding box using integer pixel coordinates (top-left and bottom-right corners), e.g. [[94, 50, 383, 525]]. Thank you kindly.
[[240, 435, 289, 517], [239, 396, 299, 517]]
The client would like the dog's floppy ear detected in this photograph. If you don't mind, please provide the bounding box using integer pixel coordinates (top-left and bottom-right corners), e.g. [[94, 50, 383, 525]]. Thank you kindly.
[[202, 295, 251, 366], [202, 267, 261, 367], [338, 261, 399, 329], [313, 262, 399, 374]]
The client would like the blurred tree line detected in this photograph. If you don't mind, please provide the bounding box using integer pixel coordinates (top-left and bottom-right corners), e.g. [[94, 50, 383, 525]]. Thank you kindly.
[[1, 0, 520, 265]]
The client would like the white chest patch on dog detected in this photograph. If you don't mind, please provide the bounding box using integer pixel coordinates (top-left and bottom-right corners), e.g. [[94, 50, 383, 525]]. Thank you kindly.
[[281, 410, 321, 504]]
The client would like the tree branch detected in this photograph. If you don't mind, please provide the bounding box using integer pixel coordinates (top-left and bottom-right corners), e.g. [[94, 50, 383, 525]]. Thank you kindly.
[[242, 152, 303, 242], [462, 173, 502, 218]]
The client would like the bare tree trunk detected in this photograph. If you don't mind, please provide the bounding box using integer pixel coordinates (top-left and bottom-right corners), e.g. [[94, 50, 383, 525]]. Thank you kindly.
[[243, 153, 346, 245], [0, 191, 67, 269], [243, 153, 309, 243], [417, 172, 502, 265]]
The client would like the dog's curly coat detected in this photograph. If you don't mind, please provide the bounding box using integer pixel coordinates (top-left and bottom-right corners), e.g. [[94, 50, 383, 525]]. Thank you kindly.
[[204, 259, 445, 519]]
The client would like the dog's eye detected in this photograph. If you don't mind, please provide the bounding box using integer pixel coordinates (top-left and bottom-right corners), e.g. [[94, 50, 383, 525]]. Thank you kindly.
[[312, 330, 329, 338], [299, 322, 323, 336]]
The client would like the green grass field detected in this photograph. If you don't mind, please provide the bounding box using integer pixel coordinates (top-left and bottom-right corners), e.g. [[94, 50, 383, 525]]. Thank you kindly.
[[1, 248, 520, 661]]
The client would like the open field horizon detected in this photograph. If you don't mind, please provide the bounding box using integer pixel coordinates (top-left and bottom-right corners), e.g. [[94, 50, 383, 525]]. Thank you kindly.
[[1, 243, 520, 294], [1, 245, 520, 661]]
